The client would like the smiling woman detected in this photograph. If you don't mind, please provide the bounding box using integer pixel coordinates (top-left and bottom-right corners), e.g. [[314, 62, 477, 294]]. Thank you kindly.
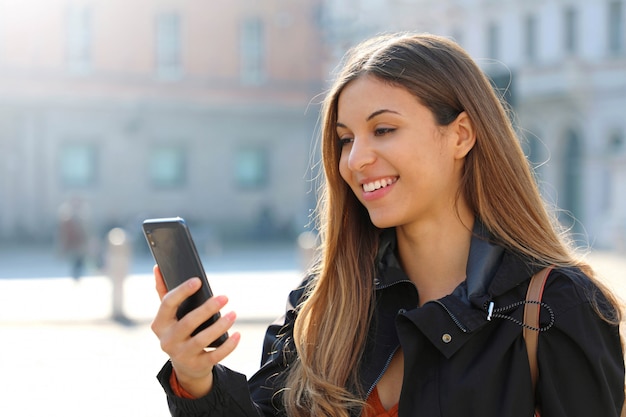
[[336, 75, 475, 232], [150, 32, 625, 417]]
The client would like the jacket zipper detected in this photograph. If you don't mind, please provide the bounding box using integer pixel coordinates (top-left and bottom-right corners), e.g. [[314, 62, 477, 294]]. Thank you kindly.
[[376, 280, 468, 333], [374, 278, 414, 291], [366, 345, 399, 399], [376, 280, 469, 332], [366, 279, 469, 399], [433, 300, 469, 333], [364, 278, 413, 399]]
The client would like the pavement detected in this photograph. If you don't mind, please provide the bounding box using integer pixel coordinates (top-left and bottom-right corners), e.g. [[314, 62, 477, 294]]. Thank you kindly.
[[0, 242, 307, 417], [1, 243, 625, 417]]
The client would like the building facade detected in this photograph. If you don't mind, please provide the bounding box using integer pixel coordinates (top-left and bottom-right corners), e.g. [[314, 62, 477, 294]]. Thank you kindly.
[[1, 0, 624, 251], [322, 0, 626, 250], [0, 0, 325, 246]]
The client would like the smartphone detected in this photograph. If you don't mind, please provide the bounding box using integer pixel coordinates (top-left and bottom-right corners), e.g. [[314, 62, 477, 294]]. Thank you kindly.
[[142, 217, 228, 348]]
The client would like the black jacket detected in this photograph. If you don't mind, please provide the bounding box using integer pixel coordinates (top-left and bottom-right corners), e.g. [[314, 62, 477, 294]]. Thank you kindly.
[[157, 226, 624, 416]]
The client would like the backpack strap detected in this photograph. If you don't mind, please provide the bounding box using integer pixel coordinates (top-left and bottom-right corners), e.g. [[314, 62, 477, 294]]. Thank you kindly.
[[523, 266, 552, 416]]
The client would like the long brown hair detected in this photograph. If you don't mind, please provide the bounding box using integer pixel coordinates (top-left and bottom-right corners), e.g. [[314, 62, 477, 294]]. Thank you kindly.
[[283, 32, 621, 417]]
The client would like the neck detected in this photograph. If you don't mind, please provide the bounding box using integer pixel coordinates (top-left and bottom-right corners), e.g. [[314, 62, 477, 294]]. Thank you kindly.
[[395, 212, 474, 306]]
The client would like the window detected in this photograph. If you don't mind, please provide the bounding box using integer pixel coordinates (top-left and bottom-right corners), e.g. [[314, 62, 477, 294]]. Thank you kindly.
[[149, 145, 186, 188], [59, 143, 97, 187], [524, 14, 538, 62], [234, 147, 268, 189], [156, 12, 182, 79], [487, 21, 500, 60], [66, 5, 91, 73], [524, 134, 544, 167], [564, 6, 578, 55], [602, 130, 624, 211], [489, 71, 515, 108], [609, 130, 625, 154], [240, 17, 265, 85], [560, 129, 583, 236], [608, 1, 625, 55]]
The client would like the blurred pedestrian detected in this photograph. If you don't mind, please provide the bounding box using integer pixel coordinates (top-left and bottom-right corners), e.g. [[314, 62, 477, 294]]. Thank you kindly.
[[57, 197, 90, 281], [150, 33, 624, 416]]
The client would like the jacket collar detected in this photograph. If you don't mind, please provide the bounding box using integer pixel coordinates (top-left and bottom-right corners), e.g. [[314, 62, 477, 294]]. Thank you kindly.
[[374, 219, 538, 310]]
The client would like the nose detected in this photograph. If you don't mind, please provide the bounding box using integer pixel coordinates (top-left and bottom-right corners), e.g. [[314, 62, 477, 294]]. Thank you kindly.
[[346, 136, 376, 172]]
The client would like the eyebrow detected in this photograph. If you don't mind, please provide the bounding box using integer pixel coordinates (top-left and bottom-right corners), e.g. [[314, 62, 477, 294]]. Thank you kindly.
[[366, 109, 400, 121], [336, 109, 401, 128]]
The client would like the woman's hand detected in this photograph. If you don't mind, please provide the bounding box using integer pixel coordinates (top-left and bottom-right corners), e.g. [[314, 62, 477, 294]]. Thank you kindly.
[[151, 265, 241, 398]]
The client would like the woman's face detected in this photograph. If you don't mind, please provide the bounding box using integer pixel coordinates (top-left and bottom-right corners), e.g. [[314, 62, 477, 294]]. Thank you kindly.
[[337, 75, 472, 231]]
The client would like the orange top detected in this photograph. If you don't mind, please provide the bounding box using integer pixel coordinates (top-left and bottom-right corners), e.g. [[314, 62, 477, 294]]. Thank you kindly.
[[362, 386, 399, 417], [169, 370, 196, 399], [170, 371, 399, 416]]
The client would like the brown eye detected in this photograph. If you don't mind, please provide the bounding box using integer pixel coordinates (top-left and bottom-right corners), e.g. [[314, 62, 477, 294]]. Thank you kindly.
[[338, 137, 353, 147], [374, 127, 395, 136]]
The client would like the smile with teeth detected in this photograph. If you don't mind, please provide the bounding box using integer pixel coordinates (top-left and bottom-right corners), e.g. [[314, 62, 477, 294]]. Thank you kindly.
[[362, 177, 396, 192]]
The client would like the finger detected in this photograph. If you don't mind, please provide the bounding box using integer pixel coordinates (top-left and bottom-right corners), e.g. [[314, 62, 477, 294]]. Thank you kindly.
[[177, 295, 230, 337], [165, 313, 238, 373], [159, 277, 203, 321], [203, 331, 241, 364], [154, 265, 168, 300], [191, 310, 236, 350], [169, 331, 241, 385], [151, 279, 207, 356]]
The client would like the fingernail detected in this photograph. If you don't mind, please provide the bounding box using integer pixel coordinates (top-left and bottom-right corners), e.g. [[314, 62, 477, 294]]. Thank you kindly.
[[188, 277, 201, 288], [224, 311, 236, 322], [214, 295, 228, 306]]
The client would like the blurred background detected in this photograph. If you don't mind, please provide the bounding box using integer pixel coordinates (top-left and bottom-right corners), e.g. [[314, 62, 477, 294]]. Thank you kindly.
[[0, 0, 625, 416]]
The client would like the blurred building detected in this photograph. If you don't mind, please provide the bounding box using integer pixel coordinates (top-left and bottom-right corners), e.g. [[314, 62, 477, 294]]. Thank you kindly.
[[323, 0, 626, 250], [0, 0, 325, 245], [1, 0, 625, 251]]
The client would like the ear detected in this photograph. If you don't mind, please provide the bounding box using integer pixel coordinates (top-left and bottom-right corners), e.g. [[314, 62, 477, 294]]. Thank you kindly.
[[450, 111, 476, 159]]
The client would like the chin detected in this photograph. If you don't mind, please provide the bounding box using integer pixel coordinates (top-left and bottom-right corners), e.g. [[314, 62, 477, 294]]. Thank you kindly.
[[368, 214, 398, 229]]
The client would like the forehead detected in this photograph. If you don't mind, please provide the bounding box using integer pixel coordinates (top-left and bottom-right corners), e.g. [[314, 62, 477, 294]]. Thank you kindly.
[[336, 76, 426, 122]]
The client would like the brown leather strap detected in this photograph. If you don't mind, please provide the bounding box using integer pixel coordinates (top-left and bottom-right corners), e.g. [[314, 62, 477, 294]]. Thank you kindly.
[[523, 266, 552, 416]]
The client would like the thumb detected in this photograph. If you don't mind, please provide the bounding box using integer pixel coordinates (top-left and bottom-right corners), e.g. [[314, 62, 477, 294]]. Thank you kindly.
[[154, 265, 168, 301]]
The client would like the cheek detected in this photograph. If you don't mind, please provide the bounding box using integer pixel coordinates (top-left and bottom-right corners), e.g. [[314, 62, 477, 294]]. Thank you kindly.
[[338, 153, 351, 183]]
